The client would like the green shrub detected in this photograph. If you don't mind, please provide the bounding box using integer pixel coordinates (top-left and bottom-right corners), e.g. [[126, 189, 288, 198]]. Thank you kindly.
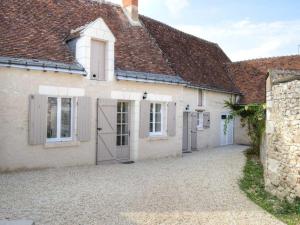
[[240, 149, 300, 225]]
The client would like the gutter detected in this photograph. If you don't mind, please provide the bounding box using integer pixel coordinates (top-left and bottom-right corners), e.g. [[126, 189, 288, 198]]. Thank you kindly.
[[0, 57, 86, 75], [186, 84, 242, 95], [116, 76, 187, 86]]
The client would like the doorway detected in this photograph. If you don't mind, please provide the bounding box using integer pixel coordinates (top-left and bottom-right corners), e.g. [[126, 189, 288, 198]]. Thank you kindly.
[[116, 102, 131, 161], [220, 113, 234, 146]]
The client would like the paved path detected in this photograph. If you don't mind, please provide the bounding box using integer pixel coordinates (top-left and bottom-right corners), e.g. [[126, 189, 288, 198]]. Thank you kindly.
[[0, 145, 284, 225]]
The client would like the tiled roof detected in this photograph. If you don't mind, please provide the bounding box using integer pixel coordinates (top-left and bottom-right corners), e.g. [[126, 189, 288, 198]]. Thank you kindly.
[[140, 16, 239, 93], [0, 0, 239, 93], [227, 55, 300, 104], [0, 0, 175, 76]]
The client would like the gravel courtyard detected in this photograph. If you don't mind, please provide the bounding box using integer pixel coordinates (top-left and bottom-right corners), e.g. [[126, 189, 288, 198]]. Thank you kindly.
[[0, 145, 284, 225]]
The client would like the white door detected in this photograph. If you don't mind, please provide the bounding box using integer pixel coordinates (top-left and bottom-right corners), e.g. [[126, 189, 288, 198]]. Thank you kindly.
[[220, 114, 234, 146]]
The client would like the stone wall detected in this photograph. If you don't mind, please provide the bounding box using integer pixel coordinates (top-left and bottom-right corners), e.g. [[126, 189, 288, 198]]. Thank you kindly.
[[264, 69, 300, 202]]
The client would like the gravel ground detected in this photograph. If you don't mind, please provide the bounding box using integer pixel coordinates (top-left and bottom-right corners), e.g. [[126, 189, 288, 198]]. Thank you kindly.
[[0, 145, 284, 225]]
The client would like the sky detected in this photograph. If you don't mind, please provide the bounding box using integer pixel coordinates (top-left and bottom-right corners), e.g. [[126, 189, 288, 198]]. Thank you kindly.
[[107, 0, 300, 62]]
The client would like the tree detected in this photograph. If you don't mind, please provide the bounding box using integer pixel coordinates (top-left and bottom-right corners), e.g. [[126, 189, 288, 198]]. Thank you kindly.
[[224, 100, 266, 155]]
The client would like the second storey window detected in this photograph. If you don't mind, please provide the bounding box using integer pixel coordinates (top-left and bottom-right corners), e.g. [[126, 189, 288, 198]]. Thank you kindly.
[[47, 97, 73, 142], [149, 103, 162, 135]]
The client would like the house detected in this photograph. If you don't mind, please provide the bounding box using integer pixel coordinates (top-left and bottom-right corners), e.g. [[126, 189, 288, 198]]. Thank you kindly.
[[0, 0, 260, 171], [226, 55, 300, 145]]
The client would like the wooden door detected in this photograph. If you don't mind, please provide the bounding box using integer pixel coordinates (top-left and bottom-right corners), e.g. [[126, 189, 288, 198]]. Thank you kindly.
[[182, 112, 192, 153], [191, 112, 198, 150], [97, 99, 117, 163]]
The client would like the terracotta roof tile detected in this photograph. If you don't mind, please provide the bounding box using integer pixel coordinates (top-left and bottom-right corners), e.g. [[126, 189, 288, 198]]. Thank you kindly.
[[140, 16, 239, 93], [227, 55, 300, 104], [0, 0, 175, 75], [0, 0, 239, 93]]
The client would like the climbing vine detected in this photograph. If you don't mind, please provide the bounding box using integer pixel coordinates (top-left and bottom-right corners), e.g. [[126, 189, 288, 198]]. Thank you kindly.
[[224, 100, 266, 155]]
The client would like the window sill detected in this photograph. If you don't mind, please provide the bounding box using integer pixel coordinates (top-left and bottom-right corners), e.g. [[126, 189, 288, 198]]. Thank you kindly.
[[44, 141, 80, 149], [197, 127, 204, 131], [148, 135, 169, 141]]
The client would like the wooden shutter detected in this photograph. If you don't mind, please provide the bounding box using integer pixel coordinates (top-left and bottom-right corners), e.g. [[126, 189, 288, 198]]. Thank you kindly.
[[203, 112, 210, 128], [139, 100, 150, 138], [77, 96, 92, 142], [191, 112, 198, 150], [28, 94, 47, 145], [91, 40, 106, 81], [198, 90, 203, 106], [97, 99, 117, 162], [167, 102, 176, 137]]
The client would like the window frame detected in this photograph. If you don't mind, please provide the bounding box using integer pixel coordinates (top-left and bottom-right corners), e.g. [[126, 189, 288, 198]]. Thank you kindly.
[[198, 89, 203, 107], [149, 102, 164, 136], [197, 111, 204, 130], [47, 96, 74, 143]]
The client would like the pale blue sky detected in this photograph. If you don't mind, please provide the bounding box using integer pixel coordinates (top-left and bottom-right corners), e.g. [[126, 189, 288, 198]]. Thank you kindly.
[[109, 0, 300, 61]]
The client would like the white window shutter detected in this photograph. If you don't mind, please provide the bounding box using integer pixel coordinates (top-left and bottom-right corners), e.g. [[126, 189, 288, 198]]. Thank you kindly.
[[203, 112, 211, 128], [28, 94, 48, 145], [77, 97, 92, 142], [139, 100, 150, 138], [167, 102, 176, 136]]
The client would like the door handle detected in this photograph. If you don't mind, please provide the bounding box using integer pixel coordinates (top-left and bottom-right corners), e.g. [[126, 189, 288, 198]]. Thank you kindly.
[[97, 128, 102, 131]]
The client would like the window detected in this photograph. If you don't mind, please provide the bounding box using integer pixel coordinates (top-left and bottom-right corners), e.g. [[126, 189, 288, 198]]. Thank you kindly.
[[149, 103, 162, 135], [117, 102, 129, 146], [198, 90, 203, 106], [47, 97, 73, 142], [197, 112, 204, 129]]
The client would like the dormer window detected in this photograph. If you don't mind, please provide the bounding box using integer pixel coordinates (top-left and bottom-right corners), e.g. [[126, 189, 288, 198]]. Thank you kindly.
[[66, 18, 116, 81], [91, 39, 106, 81]]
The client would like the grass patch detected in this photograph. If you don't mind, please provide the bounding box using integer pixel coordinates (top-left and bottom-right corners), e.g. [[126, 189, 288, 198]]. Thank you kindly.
[[240, 149, 300, 225]]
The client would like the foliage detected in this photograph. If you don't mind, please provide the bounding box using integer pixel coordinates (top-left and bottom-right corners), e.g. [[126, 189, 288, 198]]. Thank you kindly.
[[224, 99, 266, 155], [240, 149, 300, 225]]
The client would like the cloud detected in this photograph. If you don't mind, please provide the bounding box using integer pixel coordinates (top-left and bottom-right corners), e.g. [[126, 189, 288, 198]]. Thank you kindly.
[[175, 19, 300, 61], [106, 0, 189, 16], [165, 0, 189, 15]]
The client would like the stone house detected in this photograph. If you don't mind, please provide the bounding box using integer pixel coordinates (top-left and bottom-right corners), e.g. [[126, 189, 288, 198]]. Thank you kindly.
[[0, 0, 242, 171], [227, 55, 300, 145], [0, 0, 299, 171]]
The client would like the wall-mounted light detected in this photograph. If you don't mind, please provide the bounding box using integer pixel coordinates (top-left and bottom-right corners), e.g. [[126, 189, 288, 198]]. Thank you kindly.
[[186, 104, 190, 111], [143, 91, 148, 100]]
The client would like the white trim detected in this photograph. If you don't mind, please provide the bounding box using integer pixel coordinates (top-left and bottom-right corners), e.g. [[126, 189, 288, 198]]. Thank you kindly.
[[47, 97, 74, 143], [111, 91, 173, 102], [39, 86, 85, 97], [149, 103, 163, 136]]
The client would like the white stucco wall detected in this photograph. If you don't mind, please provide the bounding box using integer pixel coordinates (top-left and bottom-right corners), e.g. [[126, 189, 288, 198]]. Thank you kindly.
[[0, 68, 186, 171], [182, 88, 234, 149], [234, 117, 251, 145], [0, 67, 242, 171]]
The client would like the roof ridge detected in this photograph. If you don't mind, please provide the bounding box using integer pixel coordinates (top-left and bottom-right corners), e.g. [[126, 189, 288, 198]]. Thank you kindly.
[[232, 54, 300, 64], [140, 15, 219, 47]]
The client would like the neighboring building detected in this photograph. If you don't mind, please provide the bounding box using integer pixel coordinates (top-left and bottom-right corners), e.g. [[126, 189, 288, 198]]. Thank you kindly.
[[0, 0, 240, 171], [227, 56, 300, 145]]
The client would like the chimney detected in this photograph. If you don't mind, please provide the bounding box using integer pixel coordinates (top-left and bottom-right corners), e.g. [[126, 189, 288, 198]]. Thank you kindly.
[[122, 0, 140, 25]]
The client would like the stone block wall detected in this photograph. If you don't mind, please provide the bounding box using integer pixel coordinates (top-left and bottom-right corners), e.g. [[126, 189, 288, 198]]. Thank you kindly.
[[264, 70, 300, 202]]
